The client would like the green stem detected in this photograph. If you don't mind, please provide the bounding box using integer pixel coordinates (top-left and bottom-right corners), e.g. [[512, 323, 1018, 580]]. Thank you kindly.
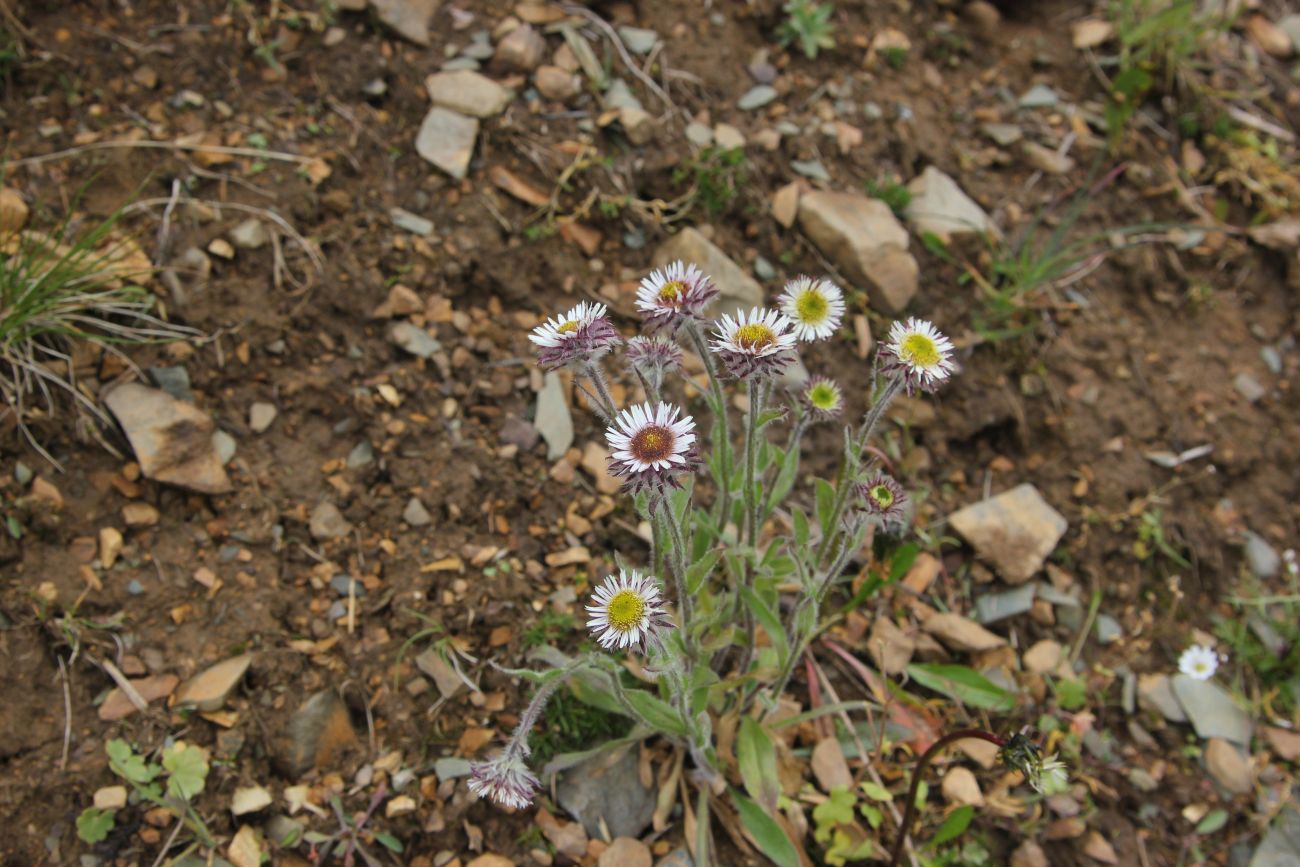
[[658, 500, 694, 646], [743, 379, 762, 547]]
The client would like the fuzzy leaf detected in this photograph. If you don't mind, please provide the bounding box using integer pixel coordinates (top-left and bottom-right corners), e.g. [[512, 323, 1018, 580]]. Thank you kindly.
[[738, 585, 790, 666], [737, 717, 780, 812], [814, 478, 836, 530], [732, 790, 801, 867], [621, 688, 687, 737], [792, 506, 810, 549]]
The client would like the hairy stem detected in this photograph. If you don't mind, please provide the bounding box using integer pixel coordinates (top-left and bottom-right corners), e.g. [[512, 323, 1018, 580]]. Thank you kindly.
[[743, 379, 763, 548], [583, 361, 618, 422]]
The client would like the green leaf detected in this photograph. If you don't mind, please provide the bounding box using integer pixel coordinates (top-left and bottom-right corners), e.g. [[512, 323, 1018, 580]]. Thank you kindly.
[[737, 717, 781, 812], [1053, 677, 1088, 711], [76, 807, 115, 844], [687, 549, 722, 595], [1195, 809, 1228, 835], [106, 739, 157, 785], [373, 831, 404, 852], [738, 585, 790, 667], [162, 742, 209, 801], [814, 478, 836, 530], [888, 543, 920, 583], [621, 688, 687, 737], [859, 781, 892, 802], [928, 804, 974, 848], [859, 802, 882, 829], [907, 664, 1016, 712], [813, 785, 856, 838], [792, 507, 810, 549], [731, 790, 801, 867]]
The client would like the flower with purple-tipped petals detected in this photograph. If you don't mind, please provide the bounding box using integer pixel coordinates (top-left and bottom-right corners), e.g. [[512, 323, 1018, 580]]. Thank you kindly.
[[586, 569, 673, 652], [709, 307, 799, 380], [528, 301, 621, 370], [606, 402, 698, 493], [467, 743, 539, 810], [856, 472, 907, 522], [881, 317, 955, 393], [635, 261, 718, 333]]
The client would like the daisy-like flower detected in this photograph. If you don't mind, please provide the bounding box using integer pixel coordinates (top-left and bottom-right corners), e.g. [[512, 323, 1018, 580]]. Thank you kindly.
[[527, 301, 621, 370], [606, 402, 697, 493], [709, 307, 799, 380], [778, 276, 846, 342], [625, 335, 683, 377], [802, 376, 844, 422], [881, 317, 956, 393], [856, 472, 907, 522], [635, 261, 718, 333], [467, 743, 540, 810], [999, 733, 1068, 795], [1178, 644, 1221, 680], [586, 569, 673, 652]]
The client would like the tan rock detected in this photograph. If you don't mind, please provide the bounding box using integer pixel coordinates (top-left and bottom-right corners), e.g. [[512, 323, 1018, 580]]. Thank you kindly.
[[372, 284, 424, 317], [1023, 639, 1063, 674], [415, 107, 479, 180], [1263, 725, 1300, 761], [99, 527, 124, 569], [416, 647, 465, 699], [1010, 840, 1048, 867], [103, 384, 232, 494], [174, 653, 254, 712], [866, 616, 915, 675], [370, 0, 438, 45], [811, 737, 853, 793], [796, 191, 917, 313], [0, 187, 28, 236], [941, 766, 983, 806], [1071, 19, 1113, 49], [1021, 141, 1075, 175], [466, 856, 515, 867], [1204, 737, 1253, 794], [597, 837, 652, 867], [29, 476, 63, 510], [1082, 830, 1118, 864], [948, 484, 1067, 584], [535, 65, 582, 101], [275, 690, 358, 778], [425, 70, 512, 118], [94, 785, 128, 810], [489, 165, 550, 206], [771, 181, 801, 228], [922, 611, 1006, 653], [619, 106, 655, 145], [495, 23, 546, 71], [1246, 15, 1292, 58], [580, 442, 622, 494], [122, 502, 160, 527], [231, 785, 272, 816], [98, 673, 179, 721], [227, 824, 265, 867]]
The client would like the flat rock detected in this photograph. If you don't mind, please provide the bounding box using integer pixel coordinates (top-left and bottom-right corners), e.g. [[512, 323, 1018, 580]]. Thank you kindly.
[[425, 70, 512, 118], [94, 785, 128, 810], [616, 26, 659, 55], [231, 785, 273, 816], [494, 23, 546, 71], [416, 647, 465, 698], [1137, 673, 1186, 723], [1205, 737, 1253, 794], [948, 483, 1067, 584], [903, 166, 994, 241], [388, 321, 442, 358], [371, 0, 439, 45], [771, 181, 801, 228], [603, 79, 643, 111], [1023, 640, 1063, 674], [1251, 808, 1300, 867], [147, 365, 193, 402], [123, 502, 160, 527], [1022, 141, 1075, 175], [922, 611, 1006, 652], [811, 737, 853, 792], [403, 497, 432, 527], [981, 123, 1023, 146], [1173, 675, 1252, 745], [652, 227, 764, 316], [275, 690, 358, 778], [104, 383, 233, 494], [715, 123, 745, 150], [390, 208, 434, 236], [98, 673, 179, 721], [1019, 84, 1058, 108], [1244, 530, 1280, 578], [656, 851, 693, 867], [620, 106, 656, 145], [737, 85, 777, 110], [174, 653, 253, 712], [581, 442, 622, 494], [557, 746, 656, 840], [249, 402, 277, 434], [310, 502, 353, 540], [599, 837, 653, 867], [1263, 725, 1300, 761], [536, 371, 574, 461], [416, 107, 479, 180], [536, 65, 582, 101], [796, 191, 918, 313], [229, 218, 269, 250], [974, 584, 1036, 624]]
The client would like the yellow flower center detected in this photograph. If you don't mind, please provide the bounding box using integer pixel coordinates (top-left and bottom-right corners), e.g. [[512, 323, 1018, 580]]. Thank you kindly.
[[900, 332, 940, 367], [735, 322, 775, 351], [795, 290, 828, 324], [606, 590, 646, 632], [809, 383, 838, 410], [630, 425, 674, 463], [869, 485, 894, 508], [557, 320, 579, 334], [657, 280, 686, 305]]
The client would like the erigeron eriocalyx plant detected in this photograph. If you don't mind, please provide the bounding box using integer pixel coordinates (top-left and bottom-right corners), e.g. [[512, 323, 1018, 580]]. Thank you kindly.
[[478, 262, 1060, 863]]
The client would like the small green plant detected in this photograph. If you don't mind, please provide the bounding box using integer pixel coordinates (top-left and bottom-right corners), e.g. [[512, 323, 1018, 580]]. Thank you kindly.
[[77, 739, 213, 846], [812, 782, 894, 863], [881, 46, 909, 70], [1133, 508, 1191, 569], [393, 608, 477, 693], [527, 688, 630, 765], [522, 611, 577, 650], [865, 178, 912, 217], [778, 0, 835, 59], [1218, 561, 1300, 715], [673, 147, 747, 219], [303, 781, 404, 863]]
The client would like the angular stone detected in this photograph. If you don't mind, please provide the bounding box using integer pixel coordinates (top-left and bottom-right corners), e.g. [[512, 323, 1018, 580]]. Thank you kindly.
[[616, 26, 658, 55], [425, 70, 512, 118], [0, 186, 28, 235], [1011, 840, 1049, 867], [797, 191, 918, 313], [599, 837, 653, 867], [98, 673, 179, 721], [94, 786, 128, 810], [941, 766, 983, 806], [948, 484, 1067, 584], [1244, 530, 1280, 578], [416, 107, 479, 180], [174, 653, 253, 712], [122, 502, 160, 527], [1023, 640, 1063, 675], [771, 181, 801, 228], [903, 166, 994, 242], [652, 227, 763, 316], [310, 502, 353, 540], [388, 321, 442, 358], [1251, 807, 1300, 867], [1263, 725, 1300, 761], [535, 371, 573, 461], [536, 65, 581, 101], [867, 615, 915, 675], [416, 647, 465, 698], [104, 383, 233, 494], [737, 85, 777, 110], [602, 79, 642, 111], [981, 123, 1023, 146], [275, 690, 358, 778], [1205, 737, 1253, 794], [1173, 675, 1252, 746], [974, 584, 1037, 624], [620, 106, 655, 145], [557, 746, 656, 840], [371, 0, 439, 45], [249, 402, 277, 434], [1021, 141, 1075, 175], [581, 442, 622, 495], [494, 23, 546, 71], [403, 497, 432, 527], [232, 785, 273, 816], [99, 527, 124, 569], [922, 612, 1006, 653], [1137, 673, 1186, 723], [229, 218, 269, 250], [1018, 84, 1058, 108]]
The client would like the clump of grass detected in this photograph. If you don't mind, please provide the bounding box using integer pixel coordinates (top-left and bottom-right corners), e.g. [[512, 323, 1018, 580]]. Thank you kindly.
[[1218, 564, 1300, 717], [673, 146, 747, 219], [527, 687, 631, 765], [865, 177, 912, 216], [1, 197, 195, 465], [778, 0, 835, 60]]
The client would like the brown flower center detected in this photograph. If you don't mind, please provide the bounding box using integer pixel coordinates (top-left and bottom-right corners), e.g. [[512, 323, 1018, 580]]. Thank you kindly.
[[630, 425, 675, 463]]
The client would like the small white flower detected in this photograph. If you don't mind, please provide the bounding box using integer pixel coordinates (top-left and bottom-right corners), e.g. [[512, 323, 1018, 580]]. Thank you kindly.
[[778, 276, 845, 341], [882, 317, 955, 393], [467, 745, 540, 810], [710, 307, 799, 380], [527, 301, 620, 369], [1032, 754, 1070, 795], [635, 261, 718, 332], [586, 569, 673, 652], [1178, 644, 1221, 680], [606, 402, 697, 492]]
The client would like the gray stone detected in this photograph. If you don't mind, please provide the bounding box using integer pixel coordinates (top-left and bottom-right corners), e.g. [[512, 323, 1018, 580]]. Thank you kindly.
[[1018, 84, 1058, 108], [791, 159, 830, 181], [981, 122, 1023, 146], [346, 441, 374, 470], [974, 584, 1036, 624], [1244, 530, 1280, 578], [1096, 614, 1123, 645], [1234, 372, 1267, 403], [948, 483, 1067, 584], [796, 191, 918, 313], [535, 371, 573, 461], [248, 402, 277, 434], [557, 746, 656, 841], [685, 122, 713, 147], [738, 85, 778, 110], [494, 24, 546, 71], [388, 321, 442, 358], [1280, 15, 1300, 53], [1173, 675, 1253, 746], [903, 166, 994, 241], [1262, 346, 1283, 374], [390, 207, 434, 236], [415, 107, 479, 180], [499, 415, 540, 451], [753, 255, 775, 281], [104, 383, 232, 494], [655, 850, 693, 867], [147, 366, 193, 402], [330, 574, 365, 597], [1250, 808, 1300, 867], [441, 57, 480, 71], [309, 502, 353, 540], [434, 757, 471, 779], [617, 26, 658, 55], [403, 497, 432, 527], [212, 430, 237, 465], [603, 79, 643, 111], [370, 0, 439, 46], [651, 227, 764, 316], [229, 218, 270, 250], [1137, 673, 1187, 722], [361, 78, 387, 99], [425, 70, 512, 118]]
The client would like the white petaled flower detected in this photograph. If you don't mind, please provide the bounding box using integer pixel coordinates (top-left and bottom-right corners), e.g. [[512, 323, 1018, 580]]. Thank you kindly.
[[882, 317, 955, 393], [527, 301, 621, 370], [802, 376, 844, 421], [778, 276, 846, 342], [586, 569, 673, 652], [709, 307, 799, 380], [1178, 644, 1221, 680], [467, 744, 540, 810], [635, 261, 718, 333], [606, 402, 697, 493], [1031, 754, 1070, 796]]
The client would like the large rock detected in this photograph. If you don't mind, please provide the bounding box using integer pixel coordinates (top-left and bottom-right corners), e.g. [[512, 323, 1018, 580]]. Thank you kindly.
[[556, 745, 655, 840], [416, 107, 479, 180], [797, 191, 918, 313], [903, 166, 994, 242], [1172, 675, 1252, 746], [651, 228, 763, 316], [370, 0, 439, 45], [104, 383, 232, 494], [425, 70, 512, 118], [948, 483, 1067, 584], [1251, 808, 1300, 867]]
